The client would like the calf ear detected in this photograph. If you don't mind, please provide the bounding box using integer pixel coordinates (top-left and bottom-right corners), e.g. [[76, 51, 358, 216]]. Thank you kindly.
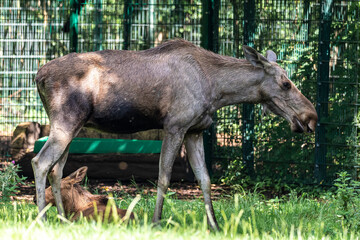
[[266, 50, 277, 62], [68, 166, 88, 183], [243, 45, 271, 69]]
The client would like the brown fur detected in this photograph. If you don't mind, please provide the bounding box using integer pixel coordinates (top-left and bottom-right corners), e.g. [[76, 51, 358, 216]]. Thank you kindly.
[[43, 167, 133, 221]]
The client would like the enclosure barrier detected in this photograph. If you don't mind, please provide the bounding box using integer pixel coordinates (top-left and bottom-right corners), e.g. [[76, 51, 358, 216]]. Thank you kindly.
[[0, 0, 359, 185]]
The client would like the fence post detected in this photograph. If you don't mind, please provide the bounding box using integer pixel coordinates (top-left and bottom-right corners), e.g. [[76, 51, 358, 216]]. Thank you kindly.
[[70, 0, 81, 53], [242, 0, 256, 177], [233, 1, 240, 58], [212, 0, 219, 53], [201, 0, 219, 51], [201, 0, 219, 176], [149, 0, 155, 47], [315, 0, 333, 183], [94, 0, 103, 51], [123, 0, 133, 50]]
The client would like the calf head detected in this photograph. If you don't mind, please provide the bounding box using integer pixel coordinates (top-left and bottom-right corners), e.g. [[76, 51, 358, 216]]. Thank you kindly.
[[243, 46, 318, 133], [43, 166, 132, 221], [44, 166, 95, 216]]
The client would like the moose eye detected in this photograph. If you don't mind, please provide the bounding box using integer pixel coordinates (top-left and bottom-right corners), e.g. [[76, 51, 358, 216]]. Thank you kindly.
[[282, 81, 291, 90]]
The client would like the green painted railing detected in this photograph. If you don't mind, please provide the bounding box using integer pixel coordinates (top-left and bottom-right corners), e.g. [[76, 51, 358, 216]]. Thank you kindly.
[[34, 137, 162, 154]]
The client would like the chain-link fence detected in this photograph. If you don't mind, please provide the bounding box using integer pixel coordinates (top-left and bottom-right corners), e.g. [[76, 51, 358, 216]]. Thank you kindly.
[[0, 0, 359, 184]]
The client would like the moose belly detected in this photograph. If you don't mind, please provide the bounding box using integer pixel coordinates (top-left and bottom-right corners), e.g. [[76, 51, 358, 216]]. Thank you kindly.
[[86, 106, 163, 134]]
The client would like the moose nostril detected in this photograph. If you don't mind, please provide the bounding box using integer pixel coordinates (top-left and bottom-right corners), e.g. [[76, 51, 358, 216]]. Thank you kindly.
[[307, 124, 313, 133], [307, 117, 317, 133]]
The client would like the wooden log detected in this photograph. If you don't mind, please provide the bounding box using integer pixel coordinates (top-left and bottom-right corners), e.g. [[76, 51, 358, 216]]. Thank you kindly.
[[18, 152, 194, 182], [10, 122, 42, 161]]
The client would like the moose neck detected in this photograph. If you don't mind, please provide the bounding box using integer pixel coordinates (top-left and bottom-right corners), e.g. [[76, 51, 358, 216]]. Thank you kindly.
[[205, 58, 265, 110]]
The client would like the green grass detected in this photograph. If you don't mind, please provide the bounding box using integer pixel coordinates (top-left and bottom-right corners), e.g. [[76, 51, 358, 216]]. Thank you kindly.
[[0, 190, 358, 240]]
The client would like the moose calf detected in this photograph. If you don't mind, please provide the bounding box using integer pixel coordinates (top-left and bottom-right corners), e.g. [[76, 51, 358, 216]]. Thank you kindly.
[[42, 166, 133, 221]]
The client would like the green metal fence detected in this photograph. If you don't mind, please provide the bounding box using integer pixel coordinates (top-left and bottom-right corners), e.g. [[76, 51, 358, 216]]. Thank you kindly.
[[0, 0, 359, 185], [215, 0, 320, 183], [214, 0, 360, 184], [0, 0, 67, 158]]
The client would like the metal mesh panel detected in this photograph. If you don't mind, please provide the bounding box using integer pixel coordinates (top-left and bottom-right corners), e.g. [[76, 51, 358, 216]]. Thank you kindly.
[[0, 0, 69, 159], [323, 1, 359, 181], [77, 0, 125, 51], [215, 0, 359, 184], [77, 0, 202, 52], [0, 0, 202, 160], [128, 0, 202, 49], [251, 0, 320, 183], [213, 1, 242, 170]]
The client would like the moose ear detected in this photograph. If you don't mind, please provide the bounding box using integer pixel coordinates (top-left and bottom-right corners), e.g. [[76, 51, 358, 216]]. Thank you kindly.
[[243, 45, 271, 69], [68, 166, 88, 183], [266, 50, 277, 62]]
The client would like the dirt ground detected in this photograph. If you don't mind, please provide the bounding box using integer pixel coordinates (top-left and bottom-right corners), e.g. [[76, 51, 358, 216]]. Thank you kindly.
[[12, 180, 232, 203]]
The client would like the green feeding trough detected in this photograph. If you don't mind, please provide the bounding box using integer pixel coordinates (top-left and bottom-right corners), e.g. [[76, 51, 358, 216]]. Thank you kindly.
[[33, 137, 162, 154]]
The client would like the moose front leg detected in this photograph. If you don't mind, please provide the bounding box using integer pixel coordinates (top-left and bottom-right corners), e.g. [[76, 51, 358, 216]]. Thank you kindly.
[[152, 129, 186, 225], [184, 132, 219, 230], [32, 131, 73, 220]]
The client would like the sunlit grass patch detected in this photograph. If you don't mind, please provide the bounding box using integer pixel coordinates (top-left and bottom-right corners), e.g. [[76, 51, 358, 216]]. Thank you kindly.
[[0, 189, 358, 240]]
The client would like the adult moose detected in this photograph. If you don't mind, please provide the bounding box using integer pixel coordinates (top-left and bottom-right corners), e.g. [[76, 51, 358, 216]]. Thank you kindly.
[[32, 39, 317, 230]]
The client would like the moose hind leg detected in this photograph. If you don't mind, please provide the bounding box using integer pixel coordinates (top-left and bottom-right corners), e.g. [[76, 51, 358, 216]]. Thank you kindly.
[[184, 132, 219, 230], [31, 129, 73, 220], [47, 145, 70, 217]]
